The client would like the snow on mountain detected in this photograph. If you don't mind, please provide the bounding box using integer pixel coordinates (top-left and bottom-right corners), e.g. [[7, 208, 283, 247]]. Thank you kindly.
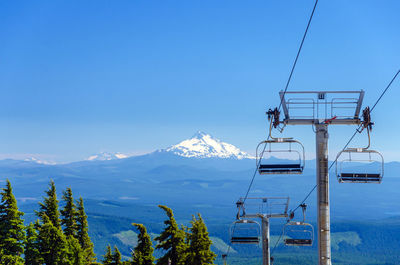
[[24, 157, 56, 165], [86, 152, 129, 161], [164, 131, 253, 159]]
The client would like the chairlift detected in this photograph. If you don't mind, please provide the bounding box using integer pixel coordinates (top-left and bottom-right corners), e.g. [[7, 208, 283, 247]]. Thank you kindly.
[[336, 148, 383, 183], [256, 108, 305, 175], [336, 108, 384, 183], [256, 138, 305, 175], [230, 219, 261, 244], [284, 204, 313, 246], [284, 221, 314, 246]]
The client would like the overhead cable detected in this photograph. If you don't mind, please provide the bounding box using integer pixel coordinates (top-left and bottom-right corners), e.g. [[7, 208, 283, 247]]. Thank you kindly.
[[278, 0, 319, 111]]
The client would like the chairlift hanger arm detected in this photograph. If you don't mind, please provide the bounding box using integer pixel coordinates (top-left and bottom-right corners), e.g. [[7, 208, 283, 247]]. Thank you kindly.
[[266, 109, 290, 139]]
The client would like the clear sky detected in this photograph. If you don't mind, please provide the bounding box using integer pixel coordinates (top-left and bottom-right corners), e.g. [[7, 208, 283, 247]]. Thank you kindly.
[[0, 0, 399, 163]]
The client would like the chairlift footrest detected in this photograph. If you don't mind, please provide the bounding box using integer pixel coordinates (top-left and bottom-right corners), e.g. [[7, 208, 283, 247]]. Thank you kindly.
[[338, 173, 382, 183], [284, 239, 312, 246], [258, 164, 303, 174]]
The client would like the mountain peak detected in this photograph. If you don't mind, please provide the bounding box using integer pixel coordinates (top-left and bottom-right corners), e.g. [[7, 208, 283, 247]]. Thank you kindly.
[[192, 131, 209, 139], [164, 131, 252, 159]]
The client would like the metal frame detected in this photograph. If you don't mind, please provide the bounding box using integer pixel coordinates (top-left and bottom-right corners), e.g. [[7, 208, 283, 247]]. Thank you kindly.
[[234, 197, 290, 265], [276, 91, 365, 265], [279, 90, 364, 125], [237, 197, 290, 219]]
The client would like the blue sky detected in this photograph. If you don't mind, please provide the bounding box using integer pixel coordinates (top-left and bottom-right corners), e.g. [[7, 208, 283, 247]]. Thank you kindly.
[[0, 0, 399, 162]]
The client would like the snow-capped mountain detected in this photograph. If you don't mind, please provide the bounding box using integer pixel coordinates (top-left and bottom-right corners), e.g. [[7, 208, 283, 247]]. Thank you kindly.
[[86, 152, 129, 161], [163, 131, 253, 159]]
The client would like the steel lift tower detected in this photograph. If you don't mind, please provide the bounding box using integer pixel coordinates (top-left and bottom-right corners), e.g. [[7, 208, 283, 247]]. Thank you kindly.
[[278, 90, 365, 265], [233, 197, 290, 265]]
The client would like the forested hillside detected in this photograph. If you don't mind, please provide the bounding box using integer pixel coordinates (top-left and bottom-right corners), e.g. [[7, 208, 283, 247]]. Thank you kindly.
[[0, 180, 217, 265], [15, 194, 400, 265]]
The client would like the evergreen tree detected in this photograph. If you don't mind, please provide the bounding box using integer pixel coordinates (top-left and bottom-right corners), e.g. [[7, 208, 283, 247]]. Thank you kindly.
[[61, 187, 78, 237], [37, 180, 61, 229], [37, 214, 70, 265], [25, 222, 42, 265], [112, 246, 122, 265], [155, 205, 187, 265], [0, 254, 24, 265], [102, 245, 113, 265], [185, 214, 216, 265], [76, 197, 96, 264], [66, 235, 85, 265], [0, 179, 25, 263], [131, 223, 155, 265]]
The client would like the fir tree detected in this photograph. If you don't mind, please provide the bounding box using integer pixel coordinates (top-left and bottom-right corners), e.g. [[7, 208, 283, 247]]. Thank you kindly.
[[61, 187, 78, 237], [37, 214, 70, 265], [0, 179, 25, 263], [102, 245, 113, 265], [0, 254, 24, 265], [155, 205, 187, 265], [37, 180, 61, 229], [24, 222, 42, 265], [66, 235, 85, 265], [76, 197, 96, 264], [112, 246, 122, 265], [186, 214, 216, 265], [131, 223, 155, 265]]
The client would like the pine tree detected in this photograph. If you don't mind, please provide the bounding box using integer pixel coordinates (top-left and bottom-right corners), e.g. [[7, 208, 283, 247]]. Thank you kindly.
[[131, 223, 155, 265], [102, 245, 113, 265], [37, 214, 70, 265], [155, 205, 187, 265], [112, 246, 122, 265], [76, 197, 96, 264], [24, 222, 42, 265], [0, 179, 25, 264], [61, 187, 78, 237], [185, 214, 216, 265], [37, 180, 61, 229]]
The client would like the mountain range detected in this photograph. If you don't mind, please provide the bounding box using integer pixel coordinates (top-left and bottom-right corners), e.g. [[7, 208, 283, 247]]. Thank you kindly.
[[2, 131, 399, 263], [86, 152, 129, 161], [1, 131, 398, 220], [81, 131, 253, 162]]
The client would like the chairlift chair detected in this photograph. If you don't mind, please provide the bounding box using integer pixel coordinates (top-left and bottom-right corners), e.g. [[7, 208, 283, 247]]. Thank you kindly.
[[336, 148, 384, 183], [336, 111, 384, 183], [284, 204, 313, 246], [230, 219, 261, 244], [283, 221, 314, 246], [256, 138, 305, 175]]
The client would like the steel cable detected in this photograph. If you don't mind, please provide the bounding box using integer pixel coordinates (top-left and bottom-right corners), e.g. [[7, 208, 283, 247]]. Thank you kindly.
[[278, 0, 319, 111]]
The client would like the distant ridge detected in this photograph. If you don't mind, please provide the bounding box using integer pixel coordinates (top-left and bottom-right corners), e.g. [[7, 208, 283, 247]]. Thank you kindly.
[[162, 131, 252, 159], [24, 157, 56, 165], [86, 152, 129, 161]]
